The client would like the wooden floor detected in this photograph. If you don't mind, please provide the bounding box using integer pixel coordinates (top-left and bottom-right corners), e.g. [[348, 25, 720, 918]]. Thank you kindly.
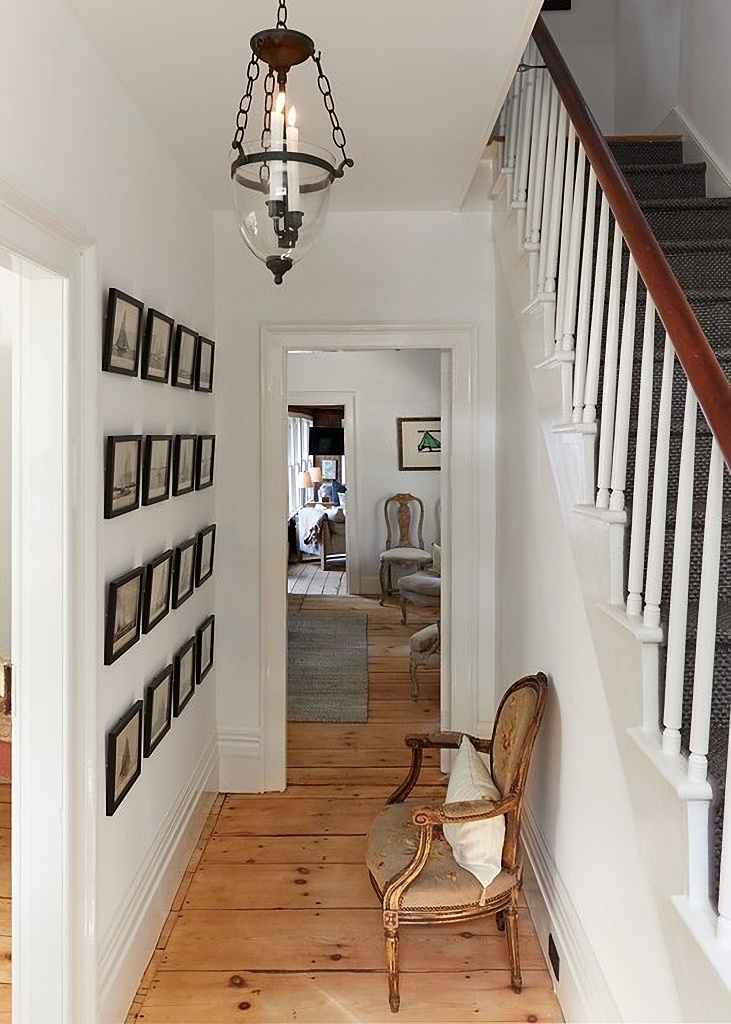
[[0, 783, 9, 1023], [127, 595, 562, 1023], [287, 558, 347, 596]]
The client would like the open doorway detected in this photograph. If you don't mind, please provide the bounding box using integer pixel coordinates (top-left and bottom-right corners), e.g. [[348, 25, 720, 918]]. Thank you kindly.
[[260, 325, 480, 793]]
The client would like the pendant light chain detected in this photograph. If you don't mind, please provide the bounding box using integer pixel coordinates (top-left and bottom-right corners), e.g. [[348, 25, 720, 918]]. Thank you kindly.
[[261, 69, 277, 145], [233, 53, 261, 149], [314, 52, 353, 171], [276, 0, 288, 29]]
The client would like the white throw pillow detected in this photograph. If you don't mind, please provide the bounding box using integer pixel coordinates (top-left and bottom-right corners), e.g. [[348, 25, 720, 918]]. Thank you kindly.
[[431, 542, 441, 574], [442, 735, 505, 888]]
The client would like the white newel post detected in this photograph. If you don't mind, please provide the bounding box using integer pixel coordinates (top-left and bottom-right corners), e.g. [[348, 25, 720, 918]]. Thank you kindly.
[[582, 193, 609, 426], [687, 437, 725, 783], [626, 294, 657, 616], [595, 222, 624, 509], [662, 381, 698, 757]]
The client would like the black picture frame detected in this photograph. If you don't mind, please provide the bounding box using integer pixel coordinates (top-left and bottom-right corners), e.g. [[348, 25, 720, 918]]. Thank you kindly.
[[172, 325, 198, 389], [102, 288, 144, 377], [141, 308, 174, 383], [195, 337, 215, 393], [106, 700, 144, 814], [173, 637, 196, 716], [195, 435, 215, 490], [143, 666, 173, 757], [142, 435, 172, 506], [196, 615, 215, 683], [542, 0, 571, 8], [104, 566, 144, 665], [142, 549, 173, 634], [172, 538, 197, 608], [172, 435, 197, 496], [195, 525, 216, 587], [104, 435, 142, 518]]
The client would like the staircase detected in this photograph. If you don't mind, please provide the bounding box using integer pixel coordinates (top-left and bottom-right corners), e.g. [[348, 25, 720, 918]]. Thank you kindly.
[[606, 137, 731, 903]]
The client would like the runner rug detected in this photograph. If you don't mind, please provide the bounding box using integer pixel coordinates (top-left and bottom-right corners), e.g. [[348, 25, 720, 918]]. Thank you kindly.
[[287, 610, 369, 723]]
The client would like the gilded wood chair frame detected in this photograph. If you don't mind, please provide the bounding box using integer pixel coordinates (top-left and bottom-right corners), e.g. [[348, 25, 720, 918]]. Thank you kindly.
[[366, 672, 549, 1013]]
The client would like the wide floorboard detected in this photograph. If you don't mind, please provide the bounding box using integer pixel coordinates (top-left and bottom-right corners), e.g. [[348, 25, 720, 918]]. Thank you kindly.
[[127, 595, 562, 1023]]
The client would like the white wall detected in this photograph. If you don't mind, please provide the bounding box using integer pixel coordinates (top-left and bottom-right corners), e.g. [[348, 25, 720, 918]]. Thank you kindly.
[[493, 256, 683, 1022], [677, 1, 731, 182], [214, 210, 497, 780], [614, 0, 682, 134], [543, 0, 618, 133], [0, 266, 14, 654], [0, 0, 216, 1016], [288, 349, 442, 593]]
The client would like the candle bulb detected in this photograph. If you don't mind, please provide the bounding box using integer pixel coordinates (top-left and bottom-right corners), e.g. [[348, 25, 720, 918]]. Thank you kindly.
[[287, 105, 300, 212], [270, 91, 286, 202]]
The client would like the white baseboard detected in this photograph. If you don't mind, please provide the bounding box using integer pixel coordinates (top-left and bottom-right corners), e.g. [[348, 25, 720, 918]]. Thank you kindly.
[[217, 726, 263, 791], [98, 737, 218, 1024], [656, 108, 731, 199], [522, 805, 622, 1023]]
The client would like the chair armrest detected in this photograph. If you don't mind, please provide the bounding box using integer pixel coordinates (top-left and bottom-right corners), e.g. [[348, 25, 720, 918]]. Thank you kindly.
[[405, 731, 492, 755], [412, 794, 516, 826]]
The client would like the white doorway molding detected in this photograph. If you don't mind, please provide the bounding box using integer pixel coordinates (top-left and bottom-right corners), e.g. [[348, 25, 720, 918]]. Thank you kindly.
[[0, 182, 98, 1023], [287, 389, 358, 594], [261, 324, 479, 792]]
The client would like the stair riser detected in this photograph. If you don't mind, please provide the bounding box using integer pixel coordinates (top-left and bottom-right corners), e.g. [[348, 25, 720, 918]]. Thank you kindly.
[[608, 140, 684, 166]]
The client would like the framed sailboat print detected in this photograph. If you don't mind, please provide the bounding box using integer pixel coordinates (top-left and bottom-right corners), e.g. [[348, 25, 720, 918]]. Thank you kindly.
[[396, 417, 441, 471], [104, 435, 142, 518], [106, 700, 143, 814], [102, 288, 144, 376]]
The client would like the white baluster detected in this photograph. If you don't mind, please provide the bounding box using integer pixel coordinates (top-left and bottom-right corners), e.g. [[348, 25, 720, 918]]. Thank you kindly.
[[514, 69, 536, 239], [560, 142, 587, 352], [504, 75, 521, 179], [644, 335, 675, 632], [596, 223, 624, 509], [572, 167, 597, 421], [512, 66, 529, 207], [662, 382, 698, 757], [525, 70, 548, 255], [523, 70, 545, 253], [688, 438, 725, 783], [582, 193, 609, 425], [536, 85, 560, 298], [626, 295, 657, 617], [554, 122, 577, 348], [500, 91, 512, 172], [609, 257, 638, 513], [544, 104, 568, 302], [717, 706, 731, 941]]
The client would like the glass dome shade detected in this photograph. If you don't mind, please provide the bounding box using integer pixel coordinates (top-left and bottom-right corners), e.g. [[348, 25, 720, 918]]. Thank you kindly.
[[232, 139, 334, 284]]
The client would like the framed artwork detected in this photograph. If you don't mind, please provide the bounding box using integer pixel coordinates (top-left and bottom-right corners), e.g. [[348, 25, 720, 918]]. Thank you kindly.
[[542, 0, 570, 8], [142, 549, 173, 633], [142, 435, 172, 506], [173, 637, 196, 716], [172, 435, 196, 496], [195, 337, 215, 393], [196, 615, 215, 683], [141, 308, 174, 383], [172, 538, 197, 608], [104, 566, 144, 664], [195, 435, 216, 490], [102, 288, 143, 377], [396, 417, 441, 471], [104, 435, 142, 518], [195, 524, 216, 586], [172, 325, 198, 389], [143, 665, 173, 757], [321, 458, 338, 480], [106, 700, 144, 814]]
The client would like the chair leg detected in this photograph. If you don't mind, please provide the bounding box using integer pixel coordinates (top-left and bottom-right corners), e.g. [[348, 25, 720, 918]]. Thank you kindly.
[[409, 661, 419, 700], [400, 597, 408, 625], [384, 909, 401, 1013], [504, 904, 522, 993], [379, 562, 388, 606]]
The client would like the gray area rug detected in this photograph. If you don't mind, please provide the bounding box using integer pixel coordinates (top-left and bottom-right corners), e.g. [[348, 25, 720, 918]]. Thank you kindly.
[[287, 611, 368, 722]]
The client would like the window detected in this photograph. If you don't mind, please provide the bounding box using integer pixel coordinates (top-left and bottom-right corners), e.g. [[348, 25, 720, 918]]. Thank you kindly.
[[287, 412, 312, 516]]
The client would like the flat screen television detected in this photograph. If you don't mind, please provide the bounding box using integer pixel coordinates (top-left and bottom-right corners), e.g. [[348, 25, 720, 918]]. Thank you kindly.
[[309, 426, 345, 455]]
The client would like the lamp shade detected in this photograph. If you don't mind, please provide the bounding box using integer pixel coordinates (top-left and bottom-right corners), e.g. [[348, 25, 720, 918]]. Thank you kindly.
[[297, 470, 312, 488], [309, 466, 323, 483]]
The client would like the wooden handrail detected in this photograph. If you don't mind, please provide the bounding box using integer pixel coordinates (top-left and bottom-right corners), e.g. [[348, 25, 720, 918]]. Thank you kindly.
[[533, 16, 731, 470]]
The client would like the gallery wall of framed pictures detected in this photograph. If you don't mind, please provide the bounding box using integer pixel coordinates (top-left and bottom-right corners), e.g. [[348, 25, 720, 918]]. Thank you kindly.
[[102, 286, 217, 814]]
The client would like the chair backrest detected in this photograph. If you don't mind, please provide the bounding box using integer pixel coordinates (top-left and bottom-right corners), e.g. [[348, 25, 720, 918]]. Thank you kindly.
[[383, 493, 425, 551], [489, 672, 548, 870]]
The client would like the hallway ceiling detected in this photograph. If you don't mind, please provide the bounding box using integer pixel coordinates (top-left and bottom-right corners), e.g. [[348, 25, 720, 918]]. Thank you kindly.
[[64, 0, 541, 213]]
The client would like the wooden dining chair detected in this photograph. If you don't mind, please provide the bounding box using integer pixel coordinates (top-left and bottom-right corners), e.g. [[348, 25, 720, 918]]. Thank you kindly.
[[378, 493, 432, 605], [365, 671, 549, 1012]]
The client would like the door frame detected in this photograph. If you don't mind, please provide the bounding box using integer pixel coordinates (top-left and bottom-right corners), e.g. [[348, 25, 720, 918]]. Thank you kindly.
[[0, 182, 98, 1022], [287, 390, 358, 593], [261, 323, 479, 791]]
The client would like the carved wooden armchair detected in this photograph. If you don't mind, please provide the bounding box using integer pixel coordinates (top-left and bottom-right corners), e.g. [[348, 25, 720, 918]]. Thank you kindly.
[[365, 671, 548, 1013]]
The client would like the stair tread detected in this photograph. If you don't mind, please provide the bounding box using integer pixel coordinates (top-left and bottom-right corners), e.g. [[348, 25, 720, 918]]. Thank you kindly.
[[622, 162, 706, 175], [640, 196, 731, 211], [662, 239, 731, 253]]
